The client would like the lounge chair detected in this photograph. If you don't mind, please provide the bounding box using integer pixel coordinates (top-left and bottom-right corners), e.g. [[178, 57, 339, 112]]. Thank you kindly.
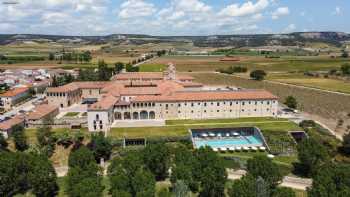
[[259, 146, 266, 151], [213, 148, 219, 152], [251, 147, 258, 151], [243, 147, 250, 151], [229, 147, 235, 152], [235, 147, 242, 151]]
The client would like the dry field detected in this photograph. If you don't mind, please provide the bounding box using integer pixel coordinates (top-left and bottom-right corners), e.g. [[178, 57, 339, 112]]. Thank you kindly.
[[189, 72, 350, 135]]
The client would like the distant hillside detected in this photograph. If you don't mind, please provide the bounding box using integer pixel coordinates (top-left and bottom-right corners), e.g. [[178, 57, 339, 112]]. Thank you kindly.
[[0, 32, 349, 48]]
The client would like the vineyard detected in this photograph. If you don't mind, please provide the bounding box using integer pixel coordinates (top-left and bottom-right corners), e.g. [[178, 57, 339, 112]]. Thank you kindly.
[[190, 73, 350, 134]]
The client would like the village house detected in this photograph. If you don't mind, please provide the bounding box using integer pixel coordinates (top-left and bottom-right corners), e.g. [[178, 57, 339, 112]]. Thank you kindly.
[[0, 87, 30, 111]]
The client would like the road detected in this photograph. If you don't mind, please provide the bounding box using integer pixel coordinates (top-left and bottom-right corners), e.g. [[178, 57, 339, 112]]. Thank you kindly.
[[227, 170, 312, 190]]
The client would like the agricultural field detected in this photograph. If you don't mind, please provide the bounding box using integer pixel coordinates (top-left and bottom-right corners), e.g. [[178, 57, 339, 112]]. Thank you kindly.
[[145, 55, 350, 72], [189, 72, 350, 135], [267, 73, 350, 94]]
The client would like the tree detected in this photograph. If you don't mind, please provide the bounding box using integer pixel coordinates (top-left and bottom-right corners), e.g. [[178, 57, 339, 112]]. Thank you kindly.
[[171, 146, 198, 192], [36, 120, 55, 156], [115, 62, 125, 74], [272, 187, 295, 197], [12, 125, 28, 151], [341, 50, 349, 58], [194, 146, 227, 197], [51, 75, 59, 87], [126, 63, 139, 72], [174, 180, 190, 197], [67, 146, 104, 197], [0, 152, 58, 197], [297, 138, 330, 177], [342, 132, 350, 155], [87, 132, 112, 163], [341, 63, 350, 75], [108, 151, 156, 197], [284, 96, 298, 109], [228, 174, 259, 197], [133, 168, 156, 197], [246, 156, 283, 188], [250, 70, 267, 80], [28, 155, 59, 197], [308, 163, 350, 197], [0, 133, 8, 151], [143, 143, 170, 181], [98, 60, 112, 81], [49, 53, 55, 61]]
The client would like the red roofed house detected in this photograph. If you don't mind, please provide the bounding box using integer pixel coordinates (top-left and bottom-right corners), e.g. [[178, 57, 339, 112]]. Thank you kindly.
[[0, 116, 25, 138], [0, 87, 30, 111], [26, 104, 59, 127]]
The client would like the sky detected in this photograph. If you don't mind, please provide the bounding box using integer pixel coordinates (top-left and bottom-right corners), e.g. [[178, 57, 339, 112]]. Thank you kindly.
[[0, 0, 348, 36]]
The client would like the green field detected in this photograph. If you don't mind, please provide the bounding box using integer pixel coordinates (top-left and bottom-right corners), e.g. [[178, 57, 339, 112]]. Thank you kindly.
[[148, 55, 350, 72], [267, 73, 350, 94], [139, 63, 166, 72]]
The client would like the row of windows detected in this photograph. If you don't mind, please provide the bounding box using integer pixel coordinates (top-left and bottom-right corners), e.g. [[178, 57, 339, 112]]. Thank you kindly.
[[47, 91, 80, 97], [132, 103, 155, 107], [162, 100, 275, 108], [171, 108, 272, 114]]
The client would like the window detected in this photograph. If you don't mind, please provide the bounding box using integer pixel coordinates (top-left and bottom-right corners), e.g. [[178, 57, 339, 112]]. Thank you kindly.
[[198, 103, 200, 105], [178, 111, 181, 113], [89, 90, 92, 95], [255, 102, 257, 105], [230, 102, 232, 106], [236, 101, 239, 104], [267, 108, 270, 111], [94, 125, 97, 130], [191, 110, 194, 113], [249, 101, 251, 104], [133, 103, 136, 107], [217, 102, 220, 106], [204, 103, 207, 106], [267, 101, 270, 105], [230, 110, 232, 112], [242, 109, 245, 112], [242, 102, 245, 105], [100, 125, 103, 130], [141, 103, 143, 107], [191, 103, 194, 107], [99, 120, 102, 124], [178, 103, 181, 107], [217, 110, 219, 112], [254, 109, 257, 111], [152, 103, 155, 107], [204, 110, 207, 113], [96, 114, 99, 120]]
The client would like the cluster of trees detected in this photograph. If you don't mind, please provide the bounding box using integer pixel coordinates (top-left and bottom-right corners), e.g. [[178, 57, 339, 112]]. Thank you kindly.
[[0, 55, 45, 64], [131, 54, 154, 65], [108, 144, 227, 197], [51, 74, 74, 87], [229, 156, 294, 197], [250, 70, 267, 80], [217, 66, 248, 74], [49, 51, 92, 63], [284, 96, 298, 109], [77, 60, 113, 81], [341, 63, 350, 75], [0, 125, 59, 196]]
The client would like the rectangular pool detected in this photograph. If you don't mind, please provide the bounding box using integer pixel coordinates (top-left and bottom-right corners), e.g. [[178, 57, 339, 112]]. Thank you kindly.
[[194, 136, 263, 148]]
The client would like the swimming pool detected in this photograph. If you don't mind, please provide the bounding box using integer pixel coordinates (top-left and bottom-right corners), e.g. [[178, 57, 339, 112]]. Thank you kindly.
[[194, 136, 263, 148]]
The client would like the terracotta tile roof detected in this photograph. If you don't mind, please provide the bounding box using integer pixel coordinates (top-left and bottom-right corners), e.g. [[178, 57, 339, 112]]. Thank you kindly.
[[47, 83, 79, 93], [177, 81, 203, 87], [47, 81, 109, 93], [89, 95, 119, 110], [113, 72, 163, 80], [0, 116, 24, 131], [0, 87, 29, 97], [133, 90, 278, 102], [112, 72, 194, 81], [27, 104, 59, 120]]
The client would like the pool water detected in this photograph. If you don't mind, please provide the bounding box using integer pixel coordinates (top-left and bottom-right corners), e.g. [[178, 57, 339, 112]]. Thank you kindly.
[[194, 136, 263, 148]]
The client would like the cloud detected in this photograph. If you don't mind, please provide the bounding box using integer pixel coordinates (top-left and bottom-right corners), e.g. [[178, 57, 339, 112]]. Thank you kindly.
[[283, 24, 296, 33], [332, 6, 341, 15], [219, 0, 269, 17], [118, 0, 156, 19], [271, 7, 289, 19]]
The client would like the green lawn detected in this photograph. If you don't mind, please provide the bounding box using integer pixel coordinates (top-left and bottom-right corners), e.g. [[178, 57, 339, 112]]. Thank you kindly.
[[64, 112, 80, 117], [109, 118, 301, 139], [139, 64, 166, 72]]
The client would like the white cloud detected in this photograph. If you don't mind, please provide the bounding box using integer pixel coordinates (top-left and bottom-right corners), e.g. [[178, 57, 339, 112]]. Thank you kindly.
[[219, 0, 270, 17], [332, 6, 341, 15], [271, 7, 289, 19], [118, 0, 156, 19], [283, 24, 296, 33]]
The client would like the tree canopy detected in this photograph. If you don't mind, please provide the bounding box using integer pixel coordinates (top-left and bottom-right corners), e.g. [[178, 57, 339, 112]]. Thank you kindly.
[[284, 96, 298, 109], [250, 70, 267, 80]]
